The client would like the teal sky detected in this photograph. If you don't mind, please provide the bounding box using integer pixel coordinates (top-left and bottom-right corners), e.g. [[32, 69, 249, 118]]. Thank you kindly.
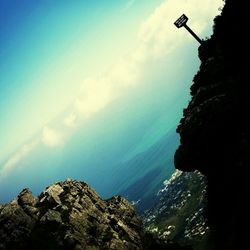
[[0, 0, 223, 202], [0, 0, 162, 161]]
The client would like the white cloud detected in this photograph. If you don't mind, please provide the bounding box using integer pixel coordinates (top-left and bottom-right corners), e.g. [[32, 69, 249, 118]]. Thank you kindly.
[[1, 0, 222, 177], [0, 126, 63, 178], [64, 113, 77, 128], [64, 0, 222, 127], [138, 0, 222, 59], [0, 140, 38, 178], [42, 126, 64, 147], [74, 78, 115, 117]]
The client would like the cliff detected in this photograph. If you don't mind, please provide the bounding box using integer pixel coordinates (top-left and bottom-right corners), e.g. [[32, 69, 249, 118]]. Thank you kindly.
[[0, 179, 189, 250], [175, 0, 250, 249]]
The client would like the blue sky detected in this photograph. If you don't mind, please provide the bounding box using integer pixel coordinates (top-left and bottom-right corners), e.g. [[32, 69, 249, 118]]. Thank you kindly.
[[0, 0, 223, 202], [1, 0, 162, 160]]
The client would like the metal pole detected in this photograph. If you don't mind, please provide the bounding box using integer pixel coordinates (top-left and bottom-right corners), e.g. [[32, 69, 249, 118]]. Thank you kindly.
[[183, 24, 203, 44]]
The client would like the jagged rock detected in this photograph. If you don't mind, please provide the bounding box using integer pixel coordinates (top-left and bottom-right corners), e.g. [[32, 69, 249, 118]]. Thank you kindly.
[[39, 184, 64, 205], [17, 188, 37, 207], [17, 188, 38, 216], [0, 203, 35, 249], [0, 179, 188, 250]]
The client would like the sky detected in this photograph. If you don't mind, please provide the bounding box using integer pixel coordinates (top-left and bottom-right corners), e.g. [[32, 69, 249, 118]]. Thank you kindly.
[[0, 0, 223, 202]]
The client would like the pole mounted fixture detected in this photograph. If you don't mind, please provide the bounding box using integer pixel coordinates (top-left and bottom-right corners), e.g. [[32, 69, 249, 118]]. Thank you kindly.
[[174, 14, 203, 44]]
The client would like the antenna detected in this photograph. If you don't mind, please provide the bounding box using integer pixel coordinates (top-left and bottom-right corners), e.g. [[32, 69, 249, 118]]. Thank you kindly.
[[174, 14, 203, 44]]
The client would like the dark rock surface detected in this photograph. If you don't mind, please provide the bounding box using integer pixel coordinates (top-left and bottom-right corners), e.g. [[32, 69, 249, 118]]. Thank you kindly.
[[0, 179, 188, 250], [175, 0, 250, 249]]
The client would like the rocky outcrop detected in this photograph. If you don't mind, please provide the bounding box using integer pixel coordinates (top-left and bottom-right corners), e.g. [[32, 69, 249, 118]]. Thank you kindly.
[[0, 179, 188, 250], [175, 0, 250, 249]]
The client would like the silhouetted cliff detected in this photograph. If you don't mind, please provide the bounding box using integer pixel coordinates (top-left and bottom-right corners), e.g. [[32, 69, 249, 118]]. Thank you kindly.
[[175, 0, 250, 249]]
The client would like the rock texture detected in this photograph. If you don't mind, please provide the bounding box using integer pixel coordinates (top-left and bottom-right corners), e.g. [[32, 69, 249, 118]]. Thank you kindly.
[[0, 179, 188, 250], [175, 0, 250, 249]]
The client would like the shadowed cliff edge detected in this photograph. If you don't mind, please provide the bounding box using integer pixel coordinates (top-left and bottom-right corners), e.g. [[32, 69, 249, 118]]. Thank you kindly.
[[175, 0, 250, 249]]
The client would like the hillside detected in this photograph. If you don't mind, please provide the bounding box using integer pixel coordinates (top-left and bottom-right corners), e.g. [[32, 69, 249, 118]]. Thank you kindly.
[[115, 131, 178, 212], [142, 171, 208, 250]]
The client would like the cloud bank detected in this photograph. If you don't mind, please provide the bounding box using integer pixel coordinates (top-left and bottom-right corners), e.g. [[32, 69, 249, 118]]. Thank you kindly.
[[0, 0, 222, 179], [0, 140, 38, 178], [64, 0, 222, 127], [42, 126, 64, 147]]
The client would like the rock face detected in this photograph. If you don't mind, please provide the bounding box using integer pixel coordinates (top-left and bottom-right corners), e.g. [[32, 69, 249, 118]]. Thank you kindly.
[[0, 179, 188, 250], [0, 179, 141, 250], [175, 0, 250, 249]]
